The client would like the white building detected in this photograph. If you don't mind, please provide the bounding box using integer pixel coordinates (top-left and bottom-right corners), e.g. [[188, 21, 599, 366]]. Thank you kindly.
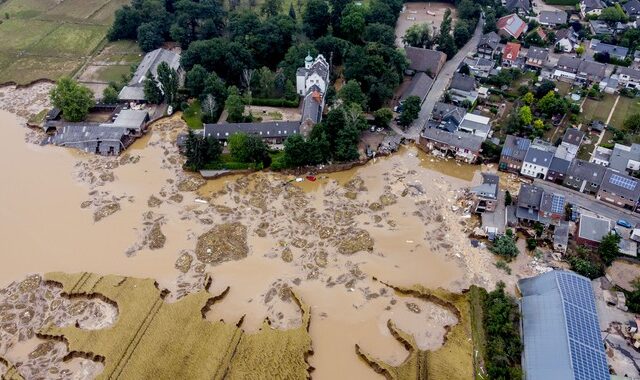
[[521, 143, 555, 179], [458, 113, 491, 139], [296, 54, 329, 96]]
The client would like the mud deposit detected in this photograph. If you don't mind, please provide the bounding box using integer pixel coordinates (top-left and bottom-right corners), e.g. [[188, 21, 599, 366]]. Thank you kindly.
[[0, 91, 520, 379]]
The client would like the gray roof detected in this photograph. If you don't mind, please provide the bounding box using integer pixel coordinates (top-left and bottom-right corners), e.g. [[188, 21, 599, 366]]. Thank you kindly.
[[460, 115, 491, 135], [557, 56, 581, 72], [431, 102, 466, 125], [581, 0, 605, 12], [540, 192, 565, 214], [562, 128, 585, 147], [555, 28, 572, 41], [539, 10, 567, 25], [308, 57, 330, 82], [524, 146, 554, 168], [450, 73, 476, 92], [106, 109, 148, 131], [578, 214, 612, 242], [566, 159, 606, 182], [119, 48, 181, 101], [296, 67, 308, 77], [401, 72, 433, 102], [549, 156, 571, 174], [592, 41, 629, 58], [501, 135, 531, 160], [527, 47, 549, 61], [204, 121, 300, 139], [478, 32, 500, 50], [506, 0, 531, 12], [471, 172, 500, 199], [554, 222, 570, 247], [623, 0, 640, 15], [421, 127, 483, 152], [49, 124, 129, 149], [404, 47, 447, 76], [518, 183, 544, 209], [600, 168, 640, 202], [578, 60, 607, 79], [618, 66, 640, 81], [301, 91, 323, 124], [519, 270, 609, 380], [609, 143, 640, 172], [590, 20, 613, 35]]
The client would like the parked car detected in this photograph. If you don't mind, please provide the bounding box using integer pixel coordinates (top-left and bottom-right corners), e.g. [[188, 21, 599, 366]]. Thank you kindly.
[[617, 219, 633, 229]]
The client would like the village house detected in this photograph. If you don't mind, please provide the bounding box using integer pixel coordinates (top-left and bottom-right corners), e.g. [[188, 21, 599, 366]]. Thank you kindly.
[[539, 192, 566, 222], [553, 56, 581, 82], [470, 173, 500, 213], [301, 89, 324, 126], [564, 159, 606, 194], [538, 10, 567, 27], [589, 20, 613, 36], [562, 128, 585, 150], [546, 156, 571, 183], [505, 0, 531, 16], [499, 135, 531, 173], [516, 183, 544, 223], [430, 102, 466, 133], [609, 143, 640, 175], [497, 14, 528, 40], [525, 47, 550, 70], [502, 42, 522, 68], [577, 59, 607, 85], [296, 53, 329, 96], [404, 47, 447, 77], [418, 127, 483, 163], [520, 140, 555, 179], [553, 222, 570, 253], [118, 48, 182, 103], [203, 121, 300, 146], [576, 214, 612, 248], [617, 66, 640, 89], [591, 146, 612, 166], [580, 0, 605, 19], [591, 39, 629, 61], [597, 169, 640, 210], [459, 113, 491, 139], [464, 57, 494, 78], [623, 0, 640, 20], [448, 73, 478, 105], [554, 29, 577, 53], [477, 32, 501, 60]]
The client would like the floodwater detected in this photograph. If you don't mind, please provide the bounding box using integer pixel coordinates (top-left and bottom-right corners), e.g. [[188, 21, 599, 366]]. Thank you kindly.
[[0, 108, 490, 379]]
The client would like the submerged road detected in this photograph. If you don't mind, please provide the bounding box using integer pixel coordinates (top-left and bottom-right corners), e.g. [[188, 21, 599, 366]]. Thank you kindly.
[[402, 14, 485, 140]]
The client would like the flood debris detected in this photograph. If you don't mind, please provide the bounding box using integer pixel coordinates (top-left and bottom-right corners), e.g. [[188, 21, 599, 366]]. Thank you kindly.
[[337, 229, 374, 255], [147, 195, 163, 208], [93, 202, 121, 222], [196, 222, 249, 265]]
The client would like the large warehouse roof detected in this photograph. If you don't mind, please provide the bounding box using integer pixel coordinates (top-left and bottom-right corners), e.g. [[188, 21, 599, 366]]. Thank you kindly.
[[518, 270, 609, 380]]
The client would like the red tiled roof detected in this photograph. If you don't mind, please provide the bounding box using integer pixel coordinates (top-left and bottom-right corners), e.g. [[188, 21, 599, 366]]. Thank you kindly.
[[503, 42, 521, 62]]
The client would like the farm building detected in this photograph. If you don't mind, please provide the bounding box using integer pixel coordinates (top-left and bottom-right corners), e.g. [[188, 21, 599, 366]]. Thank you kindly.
[[118, 48, 182, 103], [204, 121, 300, 145]]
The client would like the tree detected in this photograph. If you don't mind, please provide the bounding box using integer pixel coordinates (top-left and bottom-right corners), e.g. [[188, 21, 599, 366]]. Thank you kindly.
[[201, 94, 219, 123], [533, 119, 545, 135], [170, 0, 226, 48], [108, 5, 142, 40], [627, 278, 640, 313], [156, 61, 179, 105], [303, 0, 330, 39], [283, 134, 310, 167], [362, 23, 396, 46], [402, 23, 434, 48], [437, 9, 457, 58], [453, 20, 471, 48], [225, 86, 246, 123], [398, 96, 421, 128], [535, 79, 556, 98], [504, 190, 512, 206], [144, 77, 163, 104], [518, 106, 532, 126], [623, 113, 640, 133], [338, 80, 367, 108], [102, 86, 119, 104], [373, 108, 393, 128], [568, 256, 603, 279], [483, 10, 496, 33], [340, 3, 366, 42], [289, 3, 296, 19], [490, 233, 519, 261], [185, 64, 209, 98], [575, 44, 585, 56], [522, 92, 534, 105], [599, 4, 628, 24], [457, 0, 478, 20], [229, 133, 268, 164], [261, 0, 283, 16], [184, 130, 223, 170], [367, 0, 397, 27], [537, 91, 568, 116], [598, 232, 620, 266], [137, 22, 164, 52], [49, 77, 95, 122]]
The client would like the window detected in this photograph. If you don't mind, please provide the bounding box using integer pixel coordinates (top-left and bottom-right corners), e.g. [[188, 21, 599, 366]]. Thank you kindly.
[[225, 132, 229, 136]]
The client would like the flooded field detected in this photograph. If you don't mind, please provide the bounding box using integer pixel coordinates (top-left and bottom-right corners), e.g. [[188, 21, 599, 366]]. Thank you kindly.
[[0, 88, 524, 378]]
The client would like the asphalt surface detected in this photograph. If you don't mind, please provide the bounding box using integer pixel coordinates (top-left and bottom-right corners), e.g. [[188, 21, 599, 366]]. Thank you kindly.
[[403, 14, 485, 140], [533, 179, 640, 225]]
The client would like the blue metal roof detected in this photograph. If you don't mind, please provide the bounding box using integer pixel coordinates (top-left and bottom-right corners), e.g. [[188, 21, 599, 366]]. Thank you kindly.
[[519, 271, 609, 380]]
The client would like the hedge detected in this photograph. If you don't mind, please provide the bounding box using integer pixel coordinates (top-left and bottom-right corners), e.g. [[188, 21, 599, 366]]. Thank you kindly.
[[248, 98, 300, 107], [542, 0, 578, 4]]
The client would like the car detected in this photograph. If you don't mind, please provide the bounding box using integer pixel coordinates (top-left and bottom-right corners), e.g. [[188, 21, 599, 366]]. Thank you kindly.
[[617, 219, 633, 229]]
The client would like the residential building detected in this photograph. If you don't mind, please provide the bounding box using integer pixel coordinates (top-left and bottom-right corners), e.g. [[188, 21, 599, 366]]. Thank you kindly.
[[525, 47, 550, 70], [418, 127, 483, 163], [538, 10, 568, 27], [563, 159, 606, 194], [518, 271, 609, 380], [204, 121, 300, 145], [497, 14, 528, 40], [589, 20, 613, 36], [301, 88, 324, 126], [516, 183, 543, 222], [470, 173, 500, 213], [539, 192, 566, 221], [477, 32, 501, 59], [449, 73, 478, 105], [597, 168, 640, 210], [400, 72, 434, 103], [521, 142, 555, 179], [546, 157, 571, 183], [576, 59, 607, 85], [505, 0, 531, 16], [591, 146, 612, 166], [118, 48, 182, 103], [502, 42, 522, 68], [464, 57, 494, 78], [296, 54, 329, 96], [404, 47, 447, 77], [562, 128, 585, 150], [617, 66, 640, 89], [499, 135, 531, 173], [599, 74, 619, 94], [552, 56, 581, 82], [554, 29, 576, 53], [430, 102, 466, 133], [459, 113, 491, 139], [553, 222, 570, 253], [576, 214, 612, 247], [609, 143, 640, 175], [591, 39, 629, 61], [580, 0, 605, 18], [623, 0, 640, 19]]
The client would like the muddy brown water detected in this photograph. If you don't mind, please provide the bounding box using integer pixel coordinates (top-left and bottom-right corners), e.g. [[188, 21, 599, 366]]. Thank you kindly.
[[0, 109, 487, 379]]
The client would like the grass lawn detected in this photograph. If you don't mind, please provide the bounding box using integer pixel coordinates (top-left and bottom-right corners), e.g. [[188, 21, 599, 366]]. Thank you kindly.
[[580, 94, 617, 124], [30, 23, 108, 56], [555, 81, 573, 96], [44, 0, 113, 21], [182, 100, 203, 130], [94, 65, 133, 83], [0, 19, 59, 51], [0, 55, 84, 84], [609, 96, 640, 130]]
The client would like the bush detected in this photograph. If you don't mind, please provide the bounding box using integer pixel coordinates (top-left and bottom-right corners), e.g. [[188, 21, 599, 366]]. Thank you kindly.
[[490, 233, 519, 261], [248, 98, 300, 107], [494, 260, 512, 275], [568, 256, 603, 279], [526, 238, 537, 251]]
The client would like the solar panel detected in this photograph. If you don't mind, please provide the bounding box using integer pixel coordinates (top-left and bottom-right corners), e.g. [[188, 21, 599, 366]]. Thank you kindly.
[[516, 138, 530, 150], [609, 173, 637, 191], [551, 194, 565, 214], [503, 146, 513, 156]]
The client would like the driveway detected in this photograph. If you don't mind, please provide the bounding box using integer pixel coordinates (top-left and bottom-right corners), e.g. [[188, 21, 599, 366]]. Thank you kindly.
[[404, 14, 485, 140]]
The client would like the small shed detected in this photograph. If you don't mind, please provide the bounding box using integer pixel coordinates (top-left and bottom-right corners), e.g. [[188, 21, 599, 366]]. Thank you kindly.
[[553, 222, 570, 253]]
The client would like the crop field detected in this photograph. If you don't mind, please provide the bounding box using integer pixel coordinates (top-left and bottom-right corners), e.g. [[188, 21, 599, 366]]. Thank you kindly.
[[0, 0, 124, 84]]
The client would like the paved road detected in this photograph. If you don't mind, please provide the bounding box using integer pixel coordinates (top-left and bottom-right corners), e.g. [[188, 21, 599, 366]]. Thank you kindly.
[[403, 14, 485, 140], [533, 179, 640, 225]]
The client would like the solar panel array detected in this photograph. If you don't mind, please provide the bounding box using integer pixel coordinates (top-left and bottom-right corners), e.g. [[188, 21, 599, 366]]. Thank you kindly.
[[609, 173, 637, 191], [516, 138, 530, 150], [556, 272, 609, 380], [551, 194, 566, 214]]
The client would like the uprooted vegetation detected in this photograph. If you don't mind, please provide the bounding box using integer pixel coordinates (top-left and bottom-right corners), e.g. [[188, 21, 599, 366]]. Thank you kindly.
[[356, 284, 475, 380], [36, 272, 312, 379]]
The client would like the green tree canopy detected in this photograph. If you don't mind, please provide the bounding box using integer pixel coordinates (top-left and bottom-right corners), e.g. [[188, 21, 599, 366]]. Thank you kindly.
[[402, 23, 434, 49], [303, 0, 330, 39], [185, 64, 209, 98], [340, 3, 366, 42], [598, 232, 620, 266], [156, 61, 179, 106], [283, 134, 310, 167], [184, 129, 222, 170], [518, 106, 532, 126], [225, 86, 246, 123], [398, 95, 421, 128], [144, 77, 163, 104], [338, 80, 367, 109], [623, 112, 640, 133], [102, 86, 119, 104], [137, 22, 164, 52], [362, 23, 396, 46], [228, 132, 268, 164], [49, 77, 95, 122], [490, 233, 519, 261], [373, 107, 393, 128], [599, 4, 628, 24]]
